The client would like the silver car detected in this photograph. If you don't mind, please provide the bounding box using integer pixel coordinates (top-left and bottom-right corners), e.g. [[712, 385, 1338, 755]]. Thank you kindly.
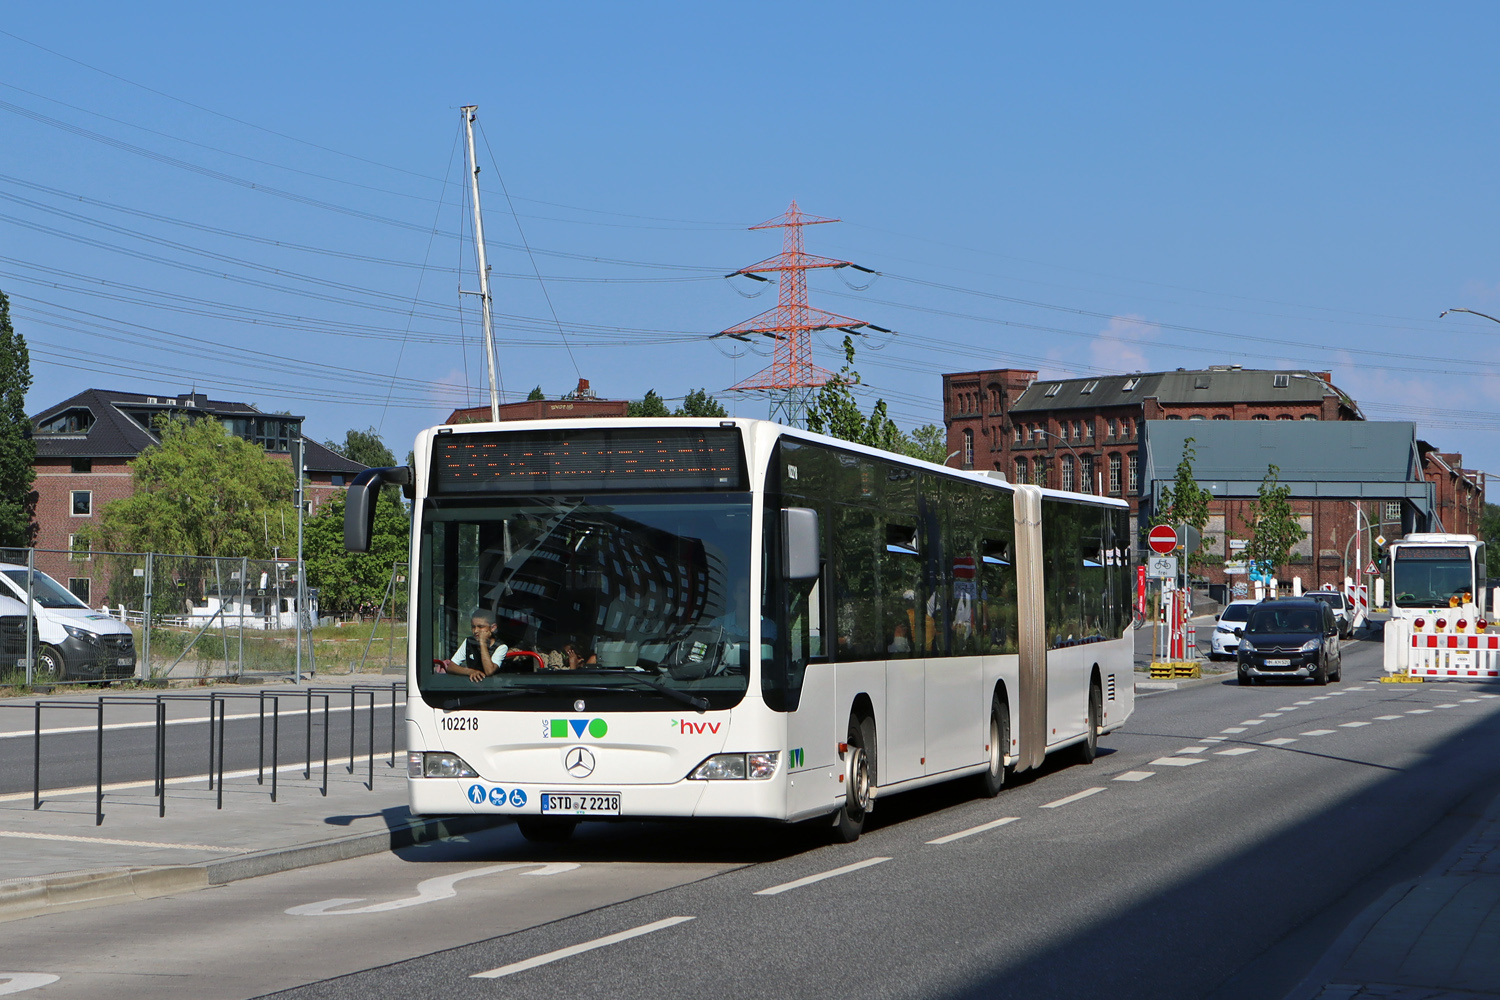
[[1209, 600, 1259, 660]]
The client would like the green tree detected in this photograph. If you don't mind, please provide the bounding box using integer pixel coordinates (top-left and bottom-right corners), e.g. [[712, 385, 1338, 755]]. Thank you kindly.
[[674, 388, 728, 417], [1483, 502, 1500, 578], [805, 335, 902, 450], [1244, 463, 1306, 581], [896, 424, 948, 465], [323, 427, 396, 469], [0, 292, 35, 547], [1154, 436, 1215, 566], [627, 390, 671, 417], [302, 487, 409, 616], [86, 415, 297, 557], [526, 385, 545, 401]]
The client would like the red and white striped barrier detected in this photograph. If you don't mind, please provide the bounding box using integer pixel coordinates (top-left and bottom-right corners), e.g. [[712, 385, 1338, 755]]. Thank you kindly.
[[1401, 614, 1500, 679]]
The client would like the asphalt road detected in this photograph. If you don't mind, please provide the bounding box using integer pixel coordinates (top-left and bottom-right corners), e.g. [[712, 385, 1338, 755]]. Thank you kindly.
[[9, 634, 1500, 1000]]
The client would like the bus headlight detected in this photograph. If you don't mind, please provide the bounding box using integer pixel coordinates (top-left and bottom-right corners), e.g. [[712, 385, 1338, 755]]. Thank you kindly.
[[689, 752, 779, 780], [408, 751, 478, 778]]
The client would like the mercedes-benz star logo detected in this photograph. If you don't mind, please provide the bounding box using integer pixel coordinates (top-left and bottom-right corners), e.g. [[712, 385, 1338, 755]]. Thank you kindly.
[[564, 747, 595, 778]]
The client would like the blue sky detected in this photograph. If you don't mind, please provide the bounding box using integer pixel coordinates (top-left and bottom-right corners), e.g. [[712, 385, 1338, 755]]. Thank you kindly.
[[3, 3, 1499, 488]]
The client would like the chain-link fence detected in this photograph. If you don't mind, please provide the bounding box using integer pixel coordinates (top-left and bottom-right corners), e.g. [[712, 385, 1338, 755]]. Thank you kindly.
[[0, 549, 409, 686]]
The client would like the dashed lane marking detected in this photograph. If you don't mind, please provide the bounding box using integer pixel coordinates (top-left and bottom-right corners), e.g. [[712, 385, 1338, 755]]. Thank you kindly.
[[1114, 771, 1155, 782], [1259, 713, 1284, 718], [1149, 757, 1206, 767], [926, 816, 1019, 845], [1263, 738, 1298, 746], [1327, 691, 1348, 696], [1312, 696, 1332, 701], [1461, 699, 1482, 704], [1301, 729, 1337, 736], [1374, 715, 1405, 721], [1294, 700, 1315, 706], [1339, 721, 1372, 728], [1177, 746, 1209, 754], [754, 857, 891, 896], [1407, 709, 1433, 715], [1222, 728, 1248, 734], [1480, 694, 1500, 699], [1435, 704, 1460, 709], [1277, 706, 1301, 711], [1238, 720, 1267, 726], [1215, 747, 1259, 756], [470, 916, 696, 979], [1041, 787, 1107, 808]]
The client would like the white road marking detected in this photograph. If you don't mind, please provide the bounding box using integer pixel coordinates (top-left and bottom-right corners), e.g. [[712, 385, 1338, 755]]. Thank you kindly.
[[288, 863, 578, 916], [1262, 738, 1298, 746], [1277, 706, 1301, 711], [1461, 699, 1481, 704], [1113, 771, 1155, 782], [1294, 700, 1315, 705], [1238, 720, 1267, 725], [1177, 746, 1209, 754], [1215, 747, 1259, 756], [1221, 727, 1248, 734], [470, 916, 695, 979], [0, 974, 60, 996], [0, 830, 234, 852], [1407, 709, 1433, 715], [1259, 713, 1284, 718], [1374, 715, 1405, 721], [1435, 704, 1459, 709], [1300, 729, 1336, 736], [1480, 694, 1500, 699], [1327, 691, 1348, 696], [1339, 721, 1371, 728], [1041, 787, 1108, 808], [927, 816, 1019, 845], [754, 857, 890, 895], [1312, 696, 1331, 701], [0, 700, 399, 741], [0, 752, 391, 804], [1149, 757, 1206, 767]]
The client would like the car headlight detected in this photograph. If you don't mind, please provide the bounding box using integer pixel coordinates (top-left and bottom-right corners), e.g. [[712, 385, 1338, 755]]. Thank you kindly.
[[1299, 640, 1320, 653], [408, 751, 478, 778], [690, 752, 779, 780], [62, 624, 98, 642], [1238, 639, 1253, 652]]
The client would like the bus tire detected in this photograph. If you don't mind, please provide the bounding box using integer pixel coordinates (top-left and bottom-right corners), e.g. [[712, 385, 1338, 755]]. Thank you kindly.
[[516, 817, 577, 843], [832, 716, 874, 843], [976, 697, 1008, 798], [1075, 682, 1101, 765]]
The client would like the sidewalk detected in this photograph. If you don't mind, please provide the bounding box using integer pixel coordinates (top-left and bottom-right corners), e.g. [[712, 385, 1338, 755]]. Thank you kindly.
[[1289, 787, 1500, 999]]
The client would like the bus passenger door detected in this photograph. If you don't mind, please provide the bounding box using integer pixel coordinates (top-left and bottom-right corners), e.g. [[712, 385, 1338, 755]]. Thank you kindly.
[[785, 574, 838, 819]]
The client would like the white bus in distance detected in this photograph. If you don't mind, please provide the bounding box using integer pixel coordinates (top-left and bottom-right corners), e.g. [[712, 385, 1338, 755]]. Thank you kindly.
[[1383, 533, 1499, 680], [345, 419, 1136, 842]]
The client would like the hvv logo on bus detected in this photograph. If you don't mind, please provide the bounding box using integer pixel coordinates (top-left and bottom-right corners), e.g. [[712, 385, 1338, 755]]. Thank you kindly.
[[672, 719, 722, 735]]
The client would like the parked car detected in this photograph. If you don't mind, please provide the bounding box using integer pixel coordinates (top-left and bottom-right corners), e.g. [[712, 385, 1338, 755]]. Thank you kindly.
[[0, 564, 135, 681], [1209, 599, 1259, 660], [1305, 590, 1352, 638], [1235, 597, 1342, 686]]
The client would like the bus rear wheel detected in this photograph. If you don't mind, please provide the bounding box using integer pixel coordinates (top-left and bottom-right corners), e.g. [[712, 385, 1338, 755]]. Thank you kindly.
[[976, 698, 1008, 798], [832, 716, 874, 843], [516, 817, 577, 843]]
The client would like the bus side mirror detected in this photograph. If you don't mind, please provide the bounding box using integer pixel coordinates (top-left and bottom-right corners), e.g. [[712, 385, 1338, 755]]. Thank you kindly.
[[782, 507, 821, 581], [344, 467, 413, 552]]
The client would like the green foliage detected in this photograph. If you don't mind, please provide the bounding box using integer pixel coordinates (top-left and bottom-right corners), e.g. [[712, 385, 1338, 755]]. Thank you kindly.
[[302, 487, 410, 616], [1154, 436, 1215, 566], [627, 390, 671, 417], [1483, 502, 1500, 578], [675, 388, 728, 417], [526, 385, 545, 401], [1244, 464, 1306, 580], [87, 415, 297, 557], [898, 424, 948, 465], [805, 336, 903, 450], [322, 427, 396, 469], [0, 292, 35, 547]]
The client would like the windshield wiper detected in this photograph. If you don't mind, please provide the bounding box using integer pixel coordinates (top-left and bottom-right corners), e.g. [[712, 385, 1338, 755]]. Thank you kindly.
[[440, 686, 551, 711], [566, 675, 710, 713]]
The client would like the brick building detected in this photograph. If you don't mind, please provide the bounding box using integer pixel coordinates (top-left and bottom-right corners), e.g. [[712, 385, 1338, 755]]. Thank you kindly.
[[446, 378, 629, 425], [30, 389, 364, 575]]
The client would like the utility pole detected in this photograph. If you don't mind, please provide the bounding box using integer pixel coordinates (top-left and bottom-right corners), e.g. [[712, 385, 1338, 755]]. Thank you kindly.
[[294, 432, 306, 684], [461, 105, 501, 421]]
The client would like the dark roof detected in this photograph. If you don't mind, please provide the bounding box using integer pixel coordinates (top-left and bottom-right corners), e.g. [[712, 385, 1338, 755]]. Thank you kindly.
[[1140, 420, 1431, 504], [1011, 368, 1356, 414], [31, 388, 306, 460], [303, 439, 366, 475]]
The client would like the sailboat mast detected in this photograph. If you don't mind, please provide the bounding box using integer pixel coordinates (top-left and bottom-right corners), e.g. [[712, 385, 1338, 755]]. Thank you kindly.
[[461, 105, 501, 420]]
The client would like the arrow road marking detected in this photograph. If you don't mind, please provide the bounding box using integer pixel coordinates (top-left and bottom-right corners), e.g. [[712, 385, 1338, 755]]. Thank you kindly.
[[285, 862, 578, 915], [0, 975, 59, 996], [471, 916, 695, 979]]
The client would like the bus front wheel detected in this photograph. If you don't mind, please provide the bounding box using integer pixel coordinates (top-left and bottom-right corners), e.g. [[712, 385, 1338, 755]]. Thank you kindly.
[[832, 716, 874, 843]]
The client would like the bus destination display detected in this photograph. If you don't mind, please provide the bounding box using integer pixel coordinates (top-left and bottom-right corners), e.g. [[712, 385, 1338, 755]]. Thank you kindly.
[[433, 428, 746, 494]]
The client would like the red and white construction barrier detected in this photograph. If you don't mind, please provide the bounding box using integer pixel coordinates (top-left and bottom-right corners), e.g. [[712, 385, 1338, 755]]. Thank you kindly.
[[1386, 612, 1500, 680]]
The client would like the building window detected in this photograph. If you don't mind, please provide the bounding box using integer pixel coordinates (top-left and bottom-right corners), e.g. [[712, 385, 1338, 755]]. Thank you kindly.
[[1013, 424, 1021, 444], [1302, 414, 1318, 420], [1252, 414, 1269, 420], [1044, 383, 1061, 397], [963, 429, 974, 466], [1123, 377, 1139, 391], [1189, 414, 1205, 421], [1081, 380, 1099, 394], [36, 408, 94, 435], [1128, 451, 1139, 495], [1109, 454, 1122, 496], [71, 490, 91, 516], [71, 458, 92, 474], [67, 534, 91, 561], [1108, 418, 1117, 439], [1277, 414, 1294, 420], [1385, 501, 1402, 522], [1085, 421, 1094, 441], [1072, 420, 1082, 441], [1214, 414, 1230, 420], [1034, 457, 1048, 487], [67, 578, 91, 605], [1273, 374, 1291, 388], [1061, 454, 1074, 491], [1080, 454, 1094, 493], [1015, 457, 1027, 483], [330, 474, 345, 487]]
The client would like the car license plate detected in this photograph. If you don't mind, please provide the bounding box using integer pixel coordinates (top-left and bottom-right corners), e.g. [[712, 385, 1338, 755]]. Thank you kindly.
[[541, 792, 620, 816], [1265, 658, 1291, 667], [117, 657, 134, 666]]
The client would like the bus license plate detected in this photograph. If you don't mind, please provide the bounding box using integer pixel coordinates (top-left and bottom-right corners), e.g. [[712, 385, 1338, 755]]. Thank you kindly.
[[1265, 658, 1291, 667], [541, 792, 620, 816]]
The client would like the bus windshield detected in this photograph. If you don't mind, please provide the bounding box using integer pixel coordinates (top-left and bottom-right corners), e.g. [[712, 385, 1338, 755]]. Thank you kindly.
[[1392, 548, 1474, 607], [419, 494, 753, 711]]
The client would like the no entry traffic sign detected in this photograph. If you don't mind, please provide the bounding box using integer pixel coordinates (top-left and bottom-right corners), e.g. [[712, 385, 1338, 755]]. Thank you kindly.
[[1148, 524, 1178, 554]]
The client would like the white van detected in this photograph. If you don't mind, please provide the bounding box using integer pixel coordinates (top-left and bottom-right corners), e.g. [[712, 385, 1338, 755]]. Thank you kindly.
[[0, 564, 136, 681]]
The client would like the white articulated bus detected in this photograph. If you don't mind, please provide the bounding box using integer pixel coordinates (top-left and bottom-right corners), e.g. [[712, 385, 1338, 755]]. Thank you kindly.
[[345, 419, 1135, 842]]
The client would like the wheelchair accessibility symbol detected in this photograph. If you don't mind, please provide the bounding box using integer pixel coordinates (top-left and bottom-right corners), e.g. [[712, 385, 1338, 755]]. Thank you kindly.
[[509, 788, 527, 808]]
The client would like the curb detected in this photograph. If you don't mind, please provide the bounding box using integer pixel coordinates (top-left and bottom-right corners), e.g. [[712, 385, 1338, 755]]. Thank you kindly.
[[1136, 671, 1235, 696], [0, 813, 510, 924]]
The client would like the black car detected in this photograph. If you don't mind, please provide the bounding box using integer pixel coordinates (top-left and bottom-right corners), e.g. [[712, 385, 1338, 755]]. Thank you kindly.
[[1235, 597, 1342, 686]]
